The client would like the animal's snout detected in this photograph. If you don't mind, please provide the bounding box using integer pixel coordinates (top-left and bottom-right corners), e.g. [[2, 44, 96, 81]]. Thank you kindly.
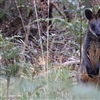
[[96, 31, 100, 37]]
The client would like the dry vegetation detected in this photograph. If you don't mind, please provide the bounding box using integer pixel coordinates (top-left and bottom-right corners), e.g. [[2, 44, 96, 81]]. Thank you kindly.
[[0, 0, 100, 100]]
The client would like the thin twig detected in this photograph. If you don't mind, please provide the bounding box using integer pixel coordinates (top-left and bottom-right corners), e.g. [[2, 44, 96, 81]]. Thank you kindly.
[[78, 0, 83, 63], [15, 0, 30, 75], [33, 0, 45, 71]]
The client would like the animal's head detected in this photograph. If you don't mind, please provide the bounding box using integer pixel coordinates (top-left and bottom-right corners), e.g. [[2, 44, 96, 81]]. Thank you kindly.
[[85, 9, 100, 37]]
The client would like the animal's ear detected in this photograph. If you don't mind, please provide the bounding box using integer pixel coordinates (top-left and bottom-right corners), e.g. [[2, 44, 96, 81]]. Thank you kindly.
[[97, 9, 100, 17], [85, 9, 93, 20]]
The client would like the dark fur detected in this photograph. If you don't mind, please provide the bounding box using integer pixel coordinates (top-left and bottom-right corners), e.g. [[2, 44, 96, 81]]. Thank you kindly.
[[82, 9, 100, 78]]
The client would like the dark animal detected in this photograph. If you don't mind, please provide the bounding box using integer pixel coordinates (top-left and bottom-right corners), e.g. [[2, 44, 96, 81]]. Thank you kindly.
[[80, 9, 100, 84]]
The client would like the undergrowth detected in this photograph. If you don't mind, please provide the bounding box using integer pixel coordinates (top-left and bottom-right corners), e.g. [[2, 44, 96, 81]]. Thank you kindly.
[[0, 0, 100, 100]]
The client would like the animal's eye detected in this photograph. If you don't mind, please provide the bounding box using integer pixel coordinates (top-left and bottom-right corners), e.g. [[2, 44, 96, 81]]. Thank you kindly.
[[91, 24, 95, 30]]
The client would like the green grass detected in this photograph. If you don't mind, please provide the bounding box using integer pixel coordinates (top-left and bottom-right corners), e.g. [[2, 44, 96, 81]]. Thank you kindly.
[[0, 67, 73, 100], [1, 66, 100, 100]]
